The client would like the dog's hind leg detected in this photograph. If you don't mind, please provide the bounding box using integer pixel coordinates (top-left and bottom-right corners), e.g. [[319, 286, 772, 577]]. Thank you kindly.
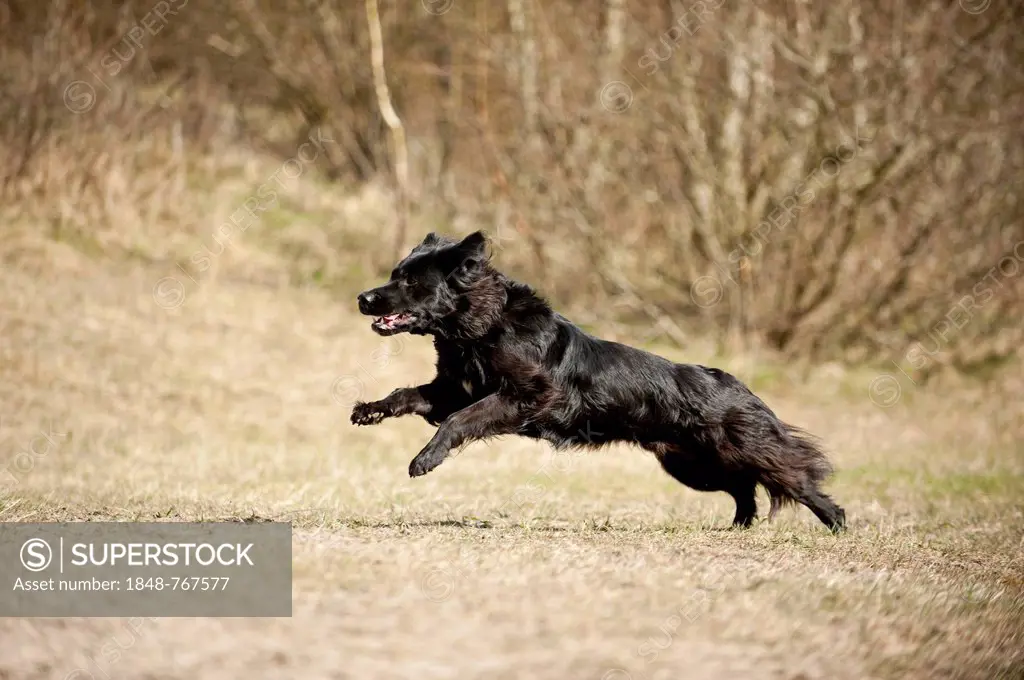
[[652, 443, 756, 528], [727, 479, 758, 528], [746, 420, 847, 533], [797, 488, 846, 534]]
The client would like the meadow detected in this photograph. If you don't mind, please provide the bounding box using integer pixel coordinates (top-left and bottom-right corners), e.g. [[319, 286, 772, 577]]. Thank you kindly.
[[1, 3, 1022, 674], [1, 244, 1021, 679]]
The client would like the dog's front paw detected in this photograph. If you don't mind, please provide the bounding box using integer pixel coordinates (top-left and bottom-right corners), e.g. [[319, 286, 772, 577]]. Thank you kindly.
[[408, 449, 446, 478], [351, 401, 388, 426]]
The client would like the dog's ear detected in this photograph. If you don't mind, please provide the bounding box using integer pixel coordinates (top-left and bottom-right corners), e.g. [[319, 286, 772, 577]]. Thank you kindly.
[[456, 231, 487, 258], [455, 230, 488, 269], [448, 230, 488, 279]]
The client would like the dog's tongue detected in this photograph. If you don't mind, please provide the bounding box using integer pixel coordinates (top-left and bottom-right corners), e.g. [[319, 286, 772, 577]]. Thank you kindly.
[[375, 313, 409, 328]]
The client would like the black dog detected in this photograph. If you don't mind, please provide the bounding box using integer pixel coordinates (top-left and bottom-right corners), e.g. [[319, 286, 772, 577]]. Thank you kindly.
[[352, 231, 846, 532]]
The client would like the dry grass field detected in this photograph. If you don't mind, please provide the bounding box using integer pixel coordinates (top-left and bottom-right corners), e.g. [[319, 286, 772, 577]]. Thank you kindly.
[[1, 249, 1022, 680]]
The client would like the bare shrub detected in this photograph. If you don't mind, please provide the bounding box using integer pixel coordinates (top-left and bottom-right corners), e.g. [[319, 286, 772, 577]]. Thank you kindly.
[[2, 0, 1021, 377]]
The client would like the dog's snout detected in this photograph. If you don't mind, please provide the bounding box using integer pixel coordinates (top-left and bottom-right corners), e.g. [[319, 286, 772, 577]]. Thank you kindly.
[[357, 291, 379, 314]]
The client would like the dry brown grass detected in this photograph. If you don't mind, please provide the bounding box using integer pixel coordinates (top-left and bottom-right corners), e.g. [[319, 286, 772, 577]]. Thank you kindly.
[[0, 246, 1022, 680]]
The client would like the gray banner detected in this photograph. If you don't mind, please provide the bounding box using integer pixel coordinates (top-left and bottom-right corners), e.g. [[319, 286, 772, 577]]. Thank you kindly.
[[0, 522, 292, 617]]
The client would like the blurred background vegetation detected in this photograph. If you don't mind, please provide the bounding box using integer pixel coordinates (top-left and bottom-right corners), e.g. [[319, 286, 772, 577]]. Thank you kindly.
[[1, 0, 1022, 378]]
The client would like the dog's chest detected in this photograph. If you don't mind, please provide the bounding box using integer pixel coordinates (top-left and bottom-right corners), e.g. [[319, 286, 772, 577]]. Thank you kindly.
[[446, 343, 494, 397]]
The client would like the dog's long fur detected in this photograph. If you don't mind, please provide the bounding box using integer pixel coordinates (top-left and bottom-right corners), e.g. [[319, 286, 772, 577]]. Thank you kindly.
[[352, 231, 846, 532]]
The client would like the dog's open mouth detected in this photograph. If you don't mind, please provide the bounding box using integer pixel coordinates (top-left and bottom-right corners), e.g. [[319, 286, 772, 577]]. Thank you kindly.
[[372, 312, 417, 333]]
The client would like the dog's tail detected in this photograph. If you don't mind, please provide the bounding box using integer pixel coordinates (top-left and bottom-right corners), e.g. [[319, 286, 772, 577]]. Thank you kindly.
[[762, 423, 835, 521], [721, 396, 844, 531]]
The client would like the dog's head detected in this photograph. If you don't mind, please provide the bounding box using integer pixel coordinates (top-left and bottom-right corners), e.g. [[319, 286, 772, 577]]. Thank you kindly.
[[356, 230, 491, 336]]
